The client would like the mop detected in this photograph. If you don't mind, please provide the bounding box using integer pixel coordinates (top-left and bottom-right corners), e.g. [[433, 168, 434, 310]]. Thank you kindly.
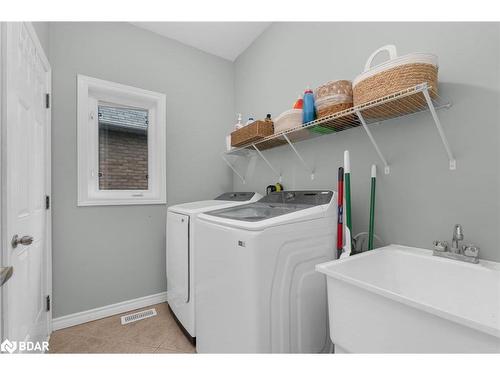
[[368, 164, 377, 250], [336, 167, 344, 259], [340, 150, 352, 259]]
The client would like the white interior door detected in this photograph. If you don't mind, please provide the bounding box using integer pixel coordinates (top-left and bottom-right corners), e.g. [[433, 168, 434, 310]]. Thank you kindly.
[[0, 23, 3, 344], [1, 22, 51, 351]]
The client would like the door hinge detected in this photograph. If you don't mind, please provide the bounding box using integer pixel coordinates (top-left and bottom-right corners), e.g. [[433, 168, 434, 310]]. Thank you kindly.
[[45, 93, 50, 109], [45, 195, 50, 210], [46, 295, 51, 312]]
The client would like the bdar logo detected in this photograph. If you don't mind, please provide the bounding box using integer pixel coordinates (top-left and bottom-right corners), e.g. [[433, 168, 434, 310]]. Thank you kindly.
[[1, 339, 17, 353]]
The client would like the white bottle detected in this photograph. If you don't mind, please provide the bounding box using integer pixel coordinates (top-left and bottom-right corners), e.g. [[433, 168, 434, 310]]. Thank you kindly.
[[234, 113, 243, 130]]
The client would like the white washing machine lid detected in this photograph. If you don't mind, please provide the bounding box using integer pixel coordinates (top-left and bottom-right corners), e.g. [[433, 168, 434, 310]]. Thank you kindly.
[[168, 192, 261, 215], [198, 191, 335, 231]]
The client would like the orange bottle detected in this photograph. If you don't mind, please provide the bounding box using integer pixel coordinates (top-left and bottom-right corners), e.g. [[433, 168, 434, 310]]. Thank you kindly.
[[293, 95, 303, 109]]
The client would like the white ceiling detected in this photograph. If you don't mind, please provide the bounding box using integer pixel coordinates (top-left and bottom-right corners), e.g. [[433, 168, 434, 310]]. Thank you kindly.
[[131, 22, 271, 61]]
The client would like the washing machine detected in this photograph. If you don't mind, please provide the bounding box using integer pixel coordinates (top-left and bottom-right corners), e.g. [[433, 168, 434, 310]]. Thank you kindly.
[[195, 190, 337, 353], [166, 192, 262, 342]]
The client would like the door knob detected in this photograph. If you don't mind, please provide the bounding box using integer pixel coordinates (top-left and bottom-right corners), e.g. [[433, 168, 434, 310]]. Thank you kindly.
[[11, 234, 34, 248], [0, 266, 13, 286]]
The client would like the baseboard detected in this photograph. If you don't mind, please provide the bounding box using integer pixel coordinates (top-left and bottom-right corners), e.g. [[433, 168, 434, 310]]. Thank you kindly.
[[52, 291, 168, 331]]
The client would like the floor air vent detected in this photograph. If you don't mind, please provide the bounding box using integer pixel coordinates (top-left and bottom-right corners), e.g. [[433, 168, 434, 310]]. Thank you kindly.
[[120, 308, 157, 325]]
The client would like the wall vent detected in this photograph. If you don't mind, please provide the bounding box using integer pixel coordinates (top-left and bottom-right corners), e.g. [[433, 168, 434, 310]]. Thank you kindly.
[[120, 308, 157, 325]]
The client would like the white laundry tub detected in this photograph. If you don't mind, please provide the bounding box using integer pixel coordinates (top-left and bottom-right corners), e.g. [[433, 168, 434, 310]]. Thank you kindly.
[[316, 245, 500, 353]]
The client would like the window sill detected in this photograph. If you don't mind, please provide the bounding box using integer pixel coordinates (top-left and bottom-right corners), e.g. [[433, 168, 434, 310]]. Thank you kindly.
[[77, 198, 167, 207]]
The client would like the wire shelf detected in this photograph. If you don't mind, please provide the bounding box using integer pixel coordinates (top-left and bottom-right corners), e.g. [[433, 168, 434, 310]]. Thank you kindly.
[[223, 83, 453, 182], [227, 83, 449, 155]]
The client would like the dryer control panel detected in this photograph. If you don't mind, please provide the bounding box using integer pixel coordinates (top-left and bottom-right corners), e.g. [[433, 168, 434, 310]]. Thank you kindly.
[[260, 190, 333, 206]]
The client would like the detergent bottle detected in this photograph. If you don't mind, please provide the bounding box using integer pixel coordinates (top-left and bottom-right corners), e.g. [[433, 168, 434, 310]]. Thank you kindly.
[[293, 94, 303, 109], [302, 87, 316, 124]]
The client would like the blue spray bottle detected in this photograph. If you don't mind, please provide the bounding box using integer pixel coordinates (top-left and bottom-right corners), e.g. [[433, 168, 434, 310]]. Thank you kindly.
[[302, 87, 316, 124]]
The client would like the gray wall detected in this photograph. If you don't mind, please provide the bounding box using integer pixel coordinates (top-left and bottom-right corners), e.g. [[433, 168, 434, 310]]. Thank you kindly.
[[50, 22, 233, 317], [32, 22, 49, 56], [233, 23, 500, 261]]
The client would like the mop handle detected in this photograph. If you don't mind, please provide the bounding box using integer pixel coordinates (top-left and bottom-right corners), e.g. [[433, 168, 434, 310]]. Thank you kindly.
[[337, 167, 344, 258], [344, 150, 352, 235], [368, 165, 376, 250]]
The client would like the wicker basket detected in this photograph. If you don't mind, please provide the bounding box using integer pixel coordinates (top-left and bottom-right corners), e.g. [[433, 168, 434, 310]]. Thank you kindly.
[[315, 80, 353, 119], [353, 45, 438, 118], [315, 80, 352, 99], [231, 120, 274, 148], [316, 101, 353, 119]]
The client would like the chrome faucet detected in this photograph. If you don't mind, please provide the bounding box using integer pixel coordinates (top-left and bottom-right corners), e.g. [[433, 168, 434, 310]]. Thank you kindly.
[[433, 224, 480, 264], [451, 224, 464, 252]]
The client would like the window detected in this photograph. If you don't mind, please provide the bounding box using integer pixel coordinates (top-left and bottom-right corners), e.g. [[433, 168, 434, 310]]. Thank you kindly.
[[77, 75, 166, 206]]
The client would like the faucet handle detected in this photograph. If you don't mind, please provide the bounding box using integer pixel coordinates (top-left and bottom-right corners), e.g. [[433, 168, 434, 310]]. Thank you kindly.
[[433, 240, 448, 252], [453, 224, 464, 241], [462, 244, 480, 259]]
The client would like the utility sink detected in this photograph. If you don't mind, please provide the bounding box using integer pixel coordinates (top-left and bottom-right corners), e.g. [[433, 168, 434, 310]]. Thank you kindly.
[[316, 245, 500, 353]]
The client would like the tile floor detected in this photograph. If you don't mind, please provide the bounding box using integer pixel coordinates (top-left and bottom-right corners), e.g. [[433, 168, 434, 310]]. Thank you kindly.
[[49, 303, 196, 353]]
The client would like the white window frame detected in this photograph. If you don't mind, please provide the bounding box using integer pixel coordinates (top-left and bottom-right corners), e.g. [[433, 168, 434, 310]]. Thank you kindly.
[[77, 75, 166, 206]]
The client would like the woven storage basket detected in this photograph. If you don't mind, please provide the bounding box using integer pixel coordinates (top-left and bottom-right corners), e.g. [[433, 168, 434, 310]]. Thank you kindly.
[[353, 45, 438, 119], [316, 101, 353, 119], [231, 120, 274, 148], [315, 80, 353, 119]]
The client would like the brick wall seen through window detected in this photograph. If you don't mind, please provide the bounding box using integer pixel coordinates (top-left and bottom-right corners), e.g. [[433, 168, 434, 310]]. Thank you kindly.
[[98, 105, 149, 190]]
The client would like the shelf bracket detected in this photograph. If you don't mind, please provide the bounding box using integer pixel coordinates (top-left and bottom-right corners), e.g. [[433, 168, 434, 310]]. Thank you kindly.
[[252, 144, 282, 182], [283, 134, 315, 180], [422, 88, 456, 170], [355, 110, 391, 175], [221, 153, 246, 184]]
